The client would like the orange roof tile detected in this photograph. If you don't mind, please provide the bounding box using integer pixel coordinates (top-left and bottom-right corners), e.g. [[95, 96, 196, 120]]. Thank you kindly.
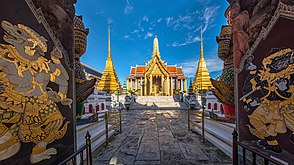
[[177, 68, 183, 74], [167, 66, 176, 72], [131, 68, 136, 74], [137, 66, 146, 72]]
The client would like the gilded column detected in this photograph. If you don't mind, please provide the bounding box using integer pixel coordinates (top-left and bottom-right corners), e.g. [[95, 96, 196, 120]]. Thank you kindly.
[[128, 79, 130, 91], [166, 76, 169, 96], [170, 77, 174, 96], [141, 77, 143, 96], [135, 78, 138, 91], [144, 76, 147, 96], [184, 79, 187, 92], [161, 75, 164, 95], [150, 75, 153, 95]]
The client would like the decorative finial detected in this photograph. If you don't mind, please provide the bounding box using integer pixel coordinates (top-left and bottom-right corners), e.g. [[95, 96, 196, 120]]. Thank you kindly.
[[153, 35, 160, 56], [108, 23, 111, 58], [200, 24, 204, 59]]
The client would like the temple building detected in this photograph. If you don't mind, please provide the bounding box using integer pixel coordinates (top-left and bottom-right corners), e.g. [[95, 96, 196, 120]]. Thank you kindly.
[[193, 26, 213, 93], [97, 24, 120, 93], [127, 36, 187, 96]]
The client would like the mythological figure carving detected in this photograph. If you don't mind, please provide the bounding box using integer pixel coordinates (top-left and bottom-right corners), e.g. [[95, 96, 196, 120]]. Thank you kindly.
[[241, 48, 294, 153], [0, 21, 72, 163]]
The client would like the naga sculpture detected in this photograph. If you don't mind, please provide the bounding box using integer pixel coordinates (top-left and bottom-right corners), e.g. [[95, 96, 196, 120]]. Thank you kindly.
[[0, 20, 72, 163]]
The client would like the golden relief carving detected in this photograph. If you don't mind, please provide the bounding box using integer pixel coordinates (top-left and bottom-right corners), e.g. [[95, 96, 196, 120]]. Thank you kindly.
[[241, 48, 294, 153], [0, 20, 72, 163]]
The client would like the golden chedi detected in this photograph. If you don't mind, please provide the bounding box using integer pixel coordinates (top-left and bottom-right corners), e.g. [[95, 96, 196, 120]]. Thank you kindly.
[[193, 26, 212, 93], [98, 24, 120, 93]]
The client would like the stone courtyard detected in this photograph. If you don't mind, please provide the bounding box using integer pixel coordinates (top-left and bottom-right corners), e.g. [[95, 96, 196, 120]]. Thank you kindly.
[[93, 109, 231, 165]]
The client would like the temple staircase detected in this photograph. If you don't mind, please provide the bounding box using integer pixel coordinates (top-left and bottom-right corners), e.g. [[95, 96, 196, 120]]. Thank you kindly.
[[131, 96, 188, 110]]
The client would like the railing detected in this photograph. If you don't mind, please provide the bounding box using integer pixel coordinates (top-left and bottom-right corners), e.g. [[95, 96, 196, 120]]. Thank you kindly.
[[232, 130, 286, 165], [59, 107, 123, 164], [188, 105, 206, 143], [105, 108, 122, 145], [58, 131, 92, 165]]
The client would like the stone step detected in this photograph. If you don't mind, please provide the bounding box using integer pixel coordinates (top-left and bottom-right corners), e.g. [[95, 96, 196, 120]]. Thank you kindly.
[[192, 117, 235, 157]]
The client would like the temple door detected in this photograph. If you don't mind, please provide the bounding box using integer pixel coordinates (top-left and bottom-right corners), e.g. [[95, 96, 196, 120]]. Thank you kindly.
[[208, 103, 211, 109], [96, 105, 99, 112], [89, 104, 93, 113]]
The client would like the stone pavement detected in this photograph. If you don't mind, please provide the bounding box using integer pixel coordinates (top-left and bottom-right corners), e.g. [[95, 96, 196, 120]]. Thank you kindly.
[[93, 109, 231, 165]]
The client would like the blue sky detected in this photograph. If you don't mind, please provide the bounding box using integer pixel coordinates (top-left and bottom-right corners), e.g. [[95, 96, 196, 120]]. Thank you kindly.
[[75, 0, 229, 84]]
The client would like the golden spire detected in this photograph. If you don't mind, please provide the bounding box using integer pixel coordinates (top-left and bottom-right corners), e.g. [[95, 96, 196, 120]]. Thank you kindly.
[[153, 35, 160, 57], [108, 23, 111, 59], [98, 23, 120, 94], [200, 24, 204, 59], [193, 24, 212, 93]]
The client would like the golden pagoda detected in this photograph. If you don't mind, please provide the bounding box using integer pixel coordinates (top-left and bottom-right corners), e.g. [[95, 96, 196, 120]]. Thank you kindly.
[[97, 24, 120, 93], [193, 25, 212, 93]]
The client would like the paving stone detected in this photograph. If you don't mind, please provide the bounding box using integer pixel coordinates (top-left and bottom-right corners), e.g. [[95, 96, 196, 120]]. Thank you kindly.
[[129, 128, 144, 137], [160, 149, 187, 165], [178, 142, 209, 161], [158, 129, 174, 139], [97, 142, 122, 161], [120, 136, 141, 150], [201, 148, 231, 163], [141, 132, 159, 143], [134, 160, 161, 165], [136, 143, 160, 161], [159, 137, 178, 150], [110, 151, 136, 165], [94, 108, 231, 164]]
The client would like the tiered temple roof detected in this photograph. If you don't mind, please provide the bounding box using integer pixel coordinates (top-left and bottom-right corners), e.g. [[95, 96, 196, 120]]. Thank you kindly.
[[128, 65, 185, 79]]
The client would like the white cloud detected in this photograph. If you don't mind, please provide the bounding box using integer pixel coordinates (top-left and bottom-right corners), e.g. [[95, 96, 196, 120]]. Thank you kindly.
[[179, 58, 223, 77], [124, 0, 133, 14], [171, 36, 200, 47], [167, 6, 220, 47], [120, 34, 134, 40], [143, 15, 149, 22], [201, 6, 220, 32], [107, 18, 114, 24], [166, 17, 174, 26], [144, 32, 153, 39]]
